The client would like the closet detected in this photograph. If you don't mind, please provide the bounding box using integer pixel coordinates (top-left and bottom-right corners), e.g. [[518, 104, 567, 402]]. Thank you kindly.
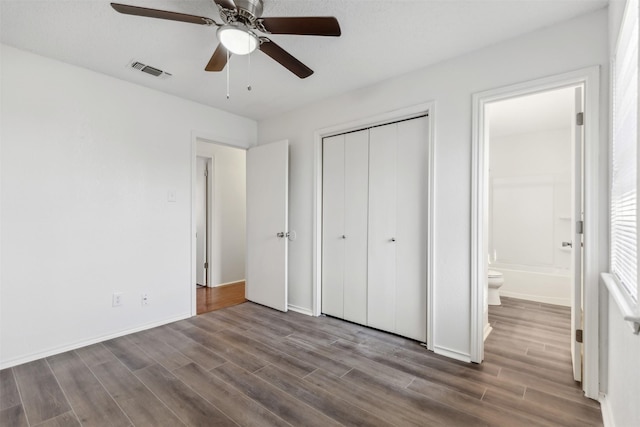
[[322, 115, 429, 342]]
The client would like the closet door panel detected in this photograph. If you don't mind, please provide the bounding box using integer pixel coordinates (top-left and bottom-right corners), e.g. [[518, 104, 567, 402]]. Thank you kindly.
[[343, 130, 369, 325], [395, 117, 429, 342], [367, 124, 397, 333], [322, 135, 345, 318]]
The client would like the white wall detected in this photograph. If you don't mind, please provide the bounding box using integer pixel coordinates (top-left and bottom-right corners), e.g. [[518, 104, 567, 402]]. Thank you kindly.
[[601, 1, 640, 426], [602, 299, 640, 426], [196, 140, 246, 286], [0, 44, 257, 367], [258, 9, 609, 359]]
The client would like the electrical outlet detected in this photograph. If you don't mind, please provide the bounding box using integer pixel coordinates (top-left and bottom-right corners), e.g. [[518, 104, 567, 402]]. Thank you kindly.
[[112, 292, 123, 307], [142, 293, 149, 306]]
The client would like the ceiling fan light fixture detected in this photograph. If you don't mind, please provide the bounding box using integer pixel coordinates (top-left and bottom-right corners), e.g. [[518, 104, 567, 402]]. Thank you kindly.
[[218, 23, 258, 55]]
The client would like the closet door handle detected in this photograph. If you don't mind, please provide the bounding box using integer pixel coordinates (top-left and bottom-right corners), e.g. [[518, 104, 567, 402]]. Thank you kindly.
[[341, 235, 346, 239], [391, 238, 396, 242]]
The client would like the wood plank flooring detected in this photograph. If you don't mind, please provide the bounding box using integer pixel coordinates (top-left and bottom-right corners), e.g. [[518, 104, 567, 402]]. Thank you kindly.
[[0, 296, 602, 426], [197, 281, 247, 314]]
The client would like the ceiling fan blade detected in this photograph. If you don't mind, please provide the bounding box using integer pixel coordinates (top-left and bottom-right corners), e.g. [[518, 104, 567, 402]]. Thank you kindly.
[[259, 38, 313, 79], [205, 44, 230, 71], [212, 0, 236, 10], [259, 17, 341, 36], [111, 3, 212, 25]]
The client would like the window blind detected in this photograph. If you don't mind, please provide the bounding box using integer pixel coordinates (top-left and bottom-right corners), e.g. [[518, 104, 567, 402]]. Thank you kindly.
[[611, 0, 639, 302]]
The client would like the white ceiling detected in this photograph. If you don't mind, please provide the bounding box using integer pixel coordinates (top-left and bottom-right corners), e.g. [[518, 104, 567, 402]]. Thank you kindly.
[[488, 87, 575, 137], [1, 0, 607, 121]]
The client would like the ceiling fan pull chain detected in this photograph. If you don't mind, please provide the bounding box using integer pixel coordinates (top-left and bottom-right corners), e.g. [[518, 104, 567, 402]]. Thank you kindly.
[[247, 40, 252, 91], [226, 49, 230, 99]]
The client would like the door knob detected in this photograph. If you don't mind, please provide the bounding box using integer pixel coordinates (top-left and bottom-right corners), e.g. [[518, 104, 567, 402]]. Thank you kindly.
[[277, 232, 285, 238], [391, 238, 396, 242], [562, 241, 572, 248], [341, 235, 346, 239]]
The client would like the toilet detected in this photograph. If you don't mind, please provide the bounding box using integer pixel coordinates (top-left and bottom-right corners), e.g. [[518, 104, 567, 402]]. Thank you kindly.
[[488, 270, 504, 305]]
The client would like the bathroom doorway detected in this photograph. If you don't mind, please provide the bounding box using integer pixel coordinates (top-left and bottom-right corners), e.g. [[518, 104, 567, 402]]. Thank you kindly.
[[487, 87, 579, 306], [485, 86, 584, 383], [471, 68, 601, 399]]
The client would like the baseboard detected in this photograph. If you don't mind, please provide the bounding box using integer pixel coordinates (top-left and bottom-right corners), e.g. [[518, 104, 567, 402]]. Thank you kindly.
[[434, 345, 472, 363], [484, 323, 493, 341], [0, 313, 192, 369], [499, 290, 570, 307], [211, 279, 245, 288], [599, 393, 615, 427], [287, 304, 314, 316]]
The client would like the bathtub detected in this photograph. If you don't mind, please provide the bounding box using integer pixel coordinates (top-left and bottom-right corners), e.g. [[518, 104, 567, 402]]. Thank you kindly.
[[490, 265, 571, 307]]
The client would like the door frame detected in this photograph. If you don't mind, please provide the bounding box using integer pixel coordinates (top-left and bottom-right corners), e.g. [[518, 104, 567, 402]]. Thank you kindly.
[[190, 131, 252, 316], [312, 101, 436, 350], [470, 66, 600, 399], [195, 155, 214, 287]]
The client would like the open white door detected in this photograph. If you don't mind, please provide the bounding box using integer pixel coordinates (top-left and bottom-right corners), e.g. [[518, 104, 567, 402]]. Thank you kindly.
[[246, 140, 289, 312], [570, 86, 584, 382]]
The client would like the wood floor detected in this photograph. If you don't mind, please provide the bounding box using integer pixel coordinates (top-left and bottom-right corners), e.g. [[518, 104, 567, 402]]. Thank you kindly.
[[0, 296, 602, 426], [196, 281, 247, 315]]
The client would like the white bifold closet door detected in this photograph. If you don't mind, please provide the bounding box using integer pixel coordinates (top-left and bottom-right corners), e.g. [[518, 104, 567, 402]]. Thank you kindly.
[[322, 130, 369, 325], [394, 117, 428, 341], [368, 117, 428, 342], [322, 115, 428, 342], [367, 124, 398, 333]]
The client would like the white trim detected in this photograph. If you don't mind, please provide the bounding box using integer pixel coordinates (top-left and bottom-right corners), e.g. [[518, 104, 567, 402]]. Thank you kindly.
[[195, 154, 215, 288], [190, 131, 251, 317], [599, 393, 615, 427], [0, 313, 191, 370], [312, 131, 322, 317], [206, 156, 214, 288], [312, 102, 435, 350], [288, 304, 314, 316], [210, 279, 246, 288], [434, 345, 471, 363], [191, 136, 197, 315], [483, 323, 493, 341], [471, 66, 600, 399], [426, 104, 436, 352]]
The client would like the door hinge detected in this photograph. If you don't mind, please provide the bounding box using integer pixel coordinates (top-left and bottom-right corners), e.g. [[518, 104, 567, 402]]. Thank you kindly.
[[576, 220, 584, 235], [204, 169, 208, 177], [204, 262, 208, 269], [576, 112, 584, 126], [576, 329, 583, 343]]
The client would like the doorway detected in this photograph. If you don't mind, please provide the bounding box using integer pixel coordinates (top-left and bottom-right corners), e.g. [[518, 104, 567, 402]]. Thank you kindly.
[[484, 86, 583, 380], [194, 138, 248, 314], [487, 88, 579, 302], [471, 67, 601, 399], [191, 135, 291, 317]]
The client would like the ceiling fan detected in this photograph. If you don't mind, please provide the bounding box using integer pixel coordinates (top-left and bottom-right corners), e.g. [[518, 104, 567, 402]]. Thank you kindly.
[[111, 0, 341, 79]]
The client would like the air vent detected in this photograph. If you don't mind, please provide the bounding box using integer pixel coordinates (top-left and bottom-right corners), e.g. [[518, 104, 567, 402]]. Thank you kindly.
[[128, 61, 172, 79]]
